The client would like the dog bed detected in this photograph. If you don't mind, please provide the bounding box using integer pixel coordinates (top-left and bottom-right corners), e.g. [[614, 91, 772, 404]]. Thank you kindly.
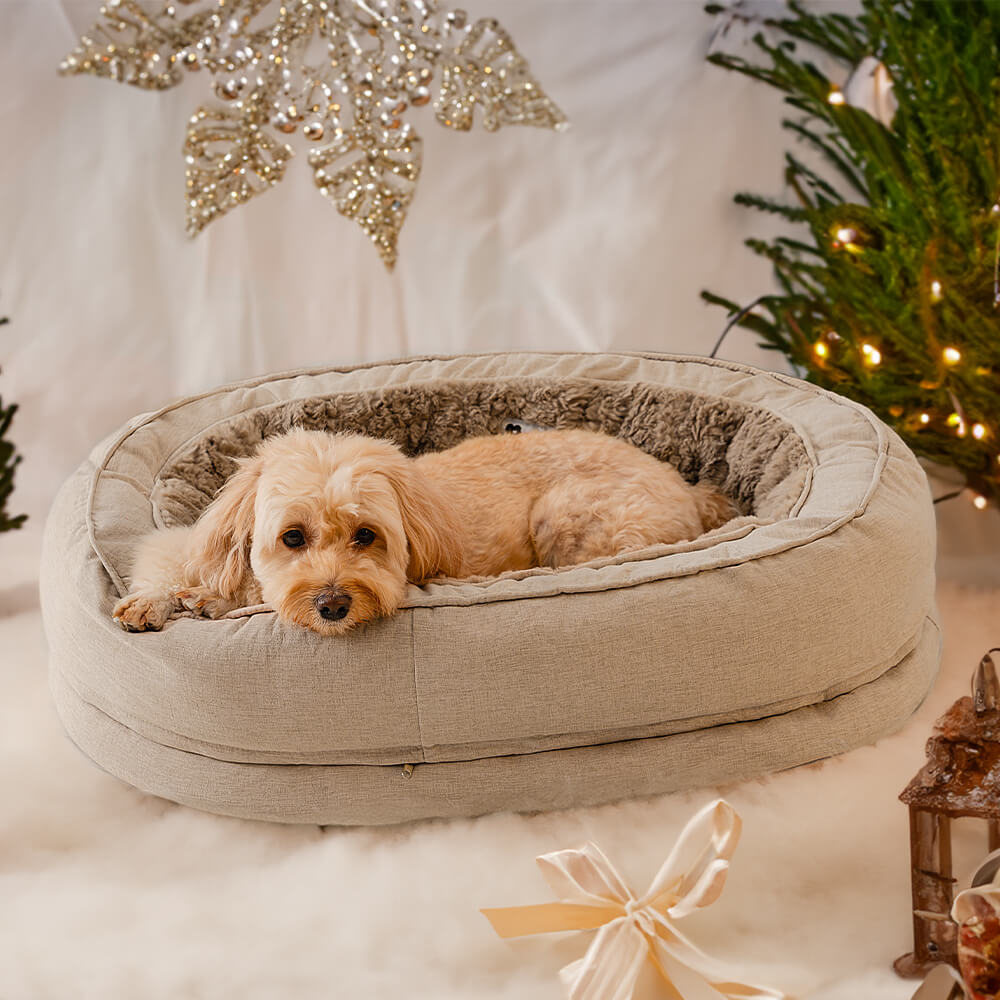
[[42, 352, 940, 825]]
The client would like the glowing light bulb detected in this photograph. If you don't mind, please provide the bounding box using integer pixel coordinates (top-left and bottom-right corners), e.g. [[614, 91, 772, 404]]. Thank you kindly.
[[973, 423, 987, 440], [861, 343, 881, 365], [828, 89, 845, 106], [919, 413, 931, 425], [814, 341, 829, 359], [836, 226, 857, 243], [946, 413, 967, 436], [974, 495, 989, 510], [943, 346, 961, 364], [930, 280, 944, 302]]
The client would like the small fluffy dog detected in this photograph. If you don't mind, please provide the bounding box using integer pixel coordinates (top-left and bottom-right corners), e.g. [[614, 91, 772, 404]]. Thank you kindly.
[[114, 427, 736, 635]]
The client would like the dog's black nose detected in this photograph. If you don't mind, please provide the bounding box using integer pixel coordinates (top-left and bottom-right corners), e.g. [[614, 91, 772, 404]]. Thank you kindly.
[[314, 590, 352, 622]]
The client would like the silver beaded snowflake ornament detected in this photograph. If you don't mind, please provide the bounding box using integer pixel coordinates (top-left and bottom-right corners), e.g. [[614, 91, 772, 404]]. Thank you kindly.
[[60, 0, 567, 268]]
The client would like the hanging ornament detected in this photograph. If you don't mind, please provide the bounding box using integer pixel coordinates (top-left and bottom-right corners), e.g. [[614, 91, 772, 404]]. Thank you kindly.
[[842, 55, 897, 127], [60, 0, 567, 269]]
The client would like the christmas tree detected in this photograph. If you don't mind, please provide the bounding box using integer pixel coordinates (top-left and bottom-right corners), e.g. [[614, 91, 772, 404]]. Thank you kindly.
[[0, 315, 25, 533], [703, 0, 1000, 508]]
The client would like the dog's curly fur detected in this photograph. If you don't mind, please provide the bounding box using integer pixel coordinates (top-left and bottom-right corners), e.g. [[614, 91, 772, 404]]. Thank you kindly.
[[113, 427, 737, 635]]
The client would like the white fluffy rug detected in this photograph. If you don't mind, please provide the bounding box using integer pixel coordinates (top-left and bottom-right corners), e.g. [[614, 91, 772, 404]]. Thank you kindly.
[[2, 521, 998, 1000]]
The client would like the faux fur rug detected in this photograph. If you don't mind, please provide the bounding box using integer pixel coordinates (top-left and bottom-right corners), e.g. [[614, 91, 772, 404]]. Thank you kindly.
[[3, 521, 997, 1000]]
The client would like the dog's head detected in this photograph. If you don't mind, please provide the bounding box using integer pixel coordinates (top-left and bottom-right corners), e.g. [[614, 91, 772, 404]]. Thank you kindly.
[[186, 429, 462, 634]]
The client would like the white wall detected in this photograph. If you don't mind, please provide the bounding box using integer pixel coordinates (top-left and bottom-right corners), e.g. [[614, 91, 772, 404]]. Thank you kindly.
[[0, 1, 797, 507], [3, 0, 996, 580]]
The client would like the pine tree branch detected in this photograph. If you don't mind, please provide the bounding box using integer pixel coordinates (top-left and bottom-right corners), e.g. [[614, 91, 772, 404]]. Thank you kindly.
[[0, 310, 26, 533]]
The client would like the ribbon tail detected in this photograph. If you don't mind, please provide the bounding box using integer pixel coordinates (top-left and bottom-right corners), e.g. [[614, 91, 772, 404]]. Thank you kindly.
[[651, 933, 787, 1000], [650, 948, 740, 1000], [560, 918, 647, 1000], [709, 984, 787, 1000], [481, 901, 623, 938]]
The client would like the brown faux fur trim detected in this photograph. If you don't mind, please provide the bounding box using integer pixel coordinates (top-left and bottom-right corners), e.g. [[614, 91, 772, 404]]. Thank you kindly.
[[151, 376, 810, 529]]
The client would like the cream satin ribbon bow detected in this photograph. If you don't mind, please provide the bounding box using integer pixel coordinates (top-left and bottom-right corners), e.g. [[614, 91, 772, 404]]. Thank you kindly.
[[482, 800, 785, 1000]]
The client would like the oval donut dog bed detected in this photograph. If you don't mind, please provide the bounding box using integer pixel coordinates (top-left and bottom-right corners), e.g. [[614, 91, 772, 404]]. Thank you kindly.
[[42, 352, 940, 825]]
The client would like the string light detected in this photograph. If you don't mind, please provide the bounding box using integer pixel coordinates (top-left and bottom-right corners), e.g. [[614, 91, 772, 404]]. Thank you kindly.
[[831, 225, 862, 253], [974, 495, 989, 510], [972, 423, 987, 440], [943, 346, 961, 364], [814, 340, 829, 359], [861, 343, 882, 365], [919, 413, 931, 425], [947, 412, 967, 436], [930, 280, 944, 302], [828, 89, 846, 106]]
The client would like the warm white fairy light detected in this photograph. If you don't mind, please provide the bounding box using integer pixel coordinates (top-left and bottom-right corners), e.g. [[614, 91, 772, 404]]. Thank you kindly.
[[943, 346, 961, 364], [814, 340, 829, 359], [974, 495, 989, 510], [828, 89, 846, 106], [861, 343, 881, 365], [947, 412, 967, 436], [972, 423, 987, 440], [919, 412, 931, 425], [836, 226, 857, 243], [930, 280, 944, 302]]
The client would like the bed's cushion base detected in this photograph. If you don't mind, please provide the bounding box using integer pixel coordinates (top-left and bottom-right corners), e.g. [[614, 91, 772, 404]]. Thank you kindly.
[[50, 614, 940, 826]]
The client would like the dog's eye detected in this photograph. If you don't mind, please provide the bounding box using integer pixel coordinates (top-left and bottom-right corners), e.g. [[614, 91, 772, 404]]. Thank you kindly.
[[354, 527, 376, 547], [281, 529, 306, 549]]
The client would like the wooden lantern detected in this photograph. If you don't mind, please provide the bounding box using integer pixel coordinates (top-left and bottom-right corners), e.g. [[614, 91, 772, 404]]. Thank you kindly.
[[895, 649, 1000, 978]]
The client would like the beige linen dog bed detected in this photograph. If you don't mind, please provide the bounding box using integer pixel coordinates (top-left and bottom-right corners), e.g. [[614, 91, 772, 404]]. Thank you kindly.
[[42, 352, 940, 825]]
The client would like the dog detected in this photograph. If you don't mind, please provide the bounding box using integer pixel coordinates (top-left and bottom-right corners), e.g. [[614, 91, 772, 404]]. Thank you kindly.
[[113, 427, 737, 635]]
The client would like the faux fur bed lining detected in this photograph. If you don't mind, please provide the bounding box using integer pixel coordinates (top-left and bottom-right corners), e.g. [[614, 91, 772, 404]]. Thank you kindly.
[[151, 376, 812, 530]]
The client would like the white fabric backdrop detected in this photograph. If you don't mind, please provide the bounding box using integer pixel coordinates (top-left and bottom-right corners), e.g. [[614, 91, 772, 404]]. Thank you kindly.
[[7, 0, 997, 574], [1, 0, 805, 519]]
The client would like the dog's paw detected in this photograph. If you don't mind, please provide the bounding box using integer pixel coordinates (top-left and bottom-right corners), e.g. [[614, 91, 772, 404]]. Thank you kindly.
[[113, 593, 175, 632], [174, 587, 239, 620]]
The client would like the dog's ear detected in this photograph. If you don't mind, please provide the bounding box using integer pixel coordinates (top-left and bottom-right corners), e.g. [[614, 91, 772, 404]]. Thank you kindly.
[[184, 455, 262, 600], [385, 459, 464, 583]]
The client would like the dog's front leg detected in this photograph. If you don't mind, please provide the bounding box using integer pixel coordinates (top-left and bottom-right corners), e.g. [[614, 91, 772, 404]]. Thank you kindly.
[[113, 585, 243, 631], [173, 586, 244, 620], [112, 525, 193, 632], [113, 591, 180, 632]]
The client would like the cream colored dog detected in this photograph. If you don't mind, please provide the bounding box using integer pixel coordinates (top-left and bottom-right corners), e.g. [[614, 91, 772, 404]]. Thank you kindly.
[[113, 427, 736, 635]]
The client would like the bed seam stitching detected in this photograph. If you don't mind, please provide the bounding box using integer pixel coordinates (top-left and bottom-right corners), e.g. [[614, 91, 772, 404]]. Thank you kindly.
[[411, 611, 427, 764]]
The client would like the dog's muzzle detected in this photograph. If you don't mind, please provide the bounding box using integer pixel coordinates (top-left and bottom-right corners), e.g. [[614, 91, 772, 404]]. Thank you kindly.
[[314, 589, 352, 622]]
